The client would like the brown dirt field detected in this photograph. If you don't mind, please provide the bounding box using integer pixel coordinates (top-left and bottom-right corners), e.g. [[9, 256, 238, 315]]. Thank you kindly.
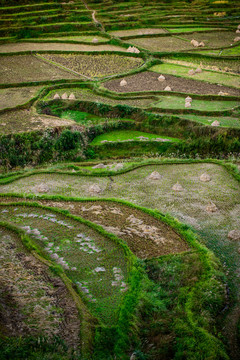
[[0, 55, 80, 84], [0, 109, 75, 135], [0, 225, 80, 348], [125, 36, 193, 52], [0, 42, 127, 53], [182, 31, 237, 49], [110, 28, 167, 37], [103, 71, 240, 96], [0, 197, 189, 259], [0, 86, 43, 110]]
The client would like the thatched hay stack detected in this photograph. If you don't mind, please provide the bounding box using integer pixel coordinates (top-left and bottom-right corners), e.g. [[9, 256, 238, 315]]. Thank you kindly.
[[185, 102, 191, 108], [200, 173, 211, 182], [191, 39, 199, 47], [89, 184, 101, 194], [164, 86, 172, 91], [172, 182, 184, 191], [69, 93, 76, 100], [61, 92, 68, 99], [188, 69, 195, 75], [211, 120, 220, 127], [158, 74, 165, 82], [54, 93, 60, 99], [234, 37, 240, 42], [127, 46, 140, 53], [238, 24, 240, 29], [236, 29, 240, 34], [228, 230, 240, 240], [205, 202, 218, 213], [92, 163, 106, 169], [120, 79, 127, 86], [198, 41, 205, 47], [185, 96, 192, 102], [195, 67, 202, 73], [148, 171, 162, 180], [92, 37, 98, 43], [35, 183, 49, 193]]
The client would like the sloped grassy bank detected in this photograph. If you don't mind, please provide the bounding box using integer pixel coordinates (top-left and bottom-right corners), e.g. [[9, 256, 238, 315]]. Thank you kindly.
[[1, 98, 240, 169]]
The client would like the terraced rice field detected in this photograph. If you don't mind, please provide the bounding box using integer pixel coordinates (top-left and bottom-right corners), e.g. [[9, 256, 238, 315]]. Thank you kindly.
[[1, 0, 240, 359]]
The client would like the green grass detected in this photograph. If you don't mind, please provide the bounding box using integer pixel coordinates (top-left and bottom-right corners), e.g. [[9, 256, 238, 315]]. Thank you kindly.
[[150, 62, 240, 88], [181, 114, 240, 128], [59, 110, 134, 126], [90, 130, 180, 145], [167, 27, 219, 33], [152, 95, 239, 112], [26, 35, 109, 43], [198, 44, 240, 56]]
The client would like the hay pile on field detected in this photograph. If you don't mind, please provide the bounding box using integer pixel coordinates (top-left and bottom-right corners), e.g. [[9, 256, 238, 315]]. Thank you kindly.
[[191, 39, 199, 47], [158, 74, 165, 82], [92, 38, 98, 43], [234, 37, 240, 42], [69, 93, 76, 100], [211, 120, 220, 127], [120, 79, 127, 86], [127, 46, 140, 53], [89, 184, 101, 194], [205, 202, 218, 213], [54, 93, 60, 99], [35, 183, 49, 193], [148, 171, 162, 180], [61, 92, 68, 99], [198, 41, 205, 47], [200, 173, 211, 182], [164, 86, 172, 91], [195, 67, 202, 73], [172, 182, 184, 191], [185, 101, 191, 108], [218, 91, 229, 96], [228, 230, 240, 240], [188, 69, 195, 76], [92, 163, 106, 169], [114, 163, 124, 171]]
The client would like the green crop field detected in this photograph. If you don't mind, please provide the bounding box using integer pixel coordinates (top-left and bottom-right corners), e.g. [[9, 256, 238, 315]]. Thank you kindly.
[[0, 0, 240, 359]]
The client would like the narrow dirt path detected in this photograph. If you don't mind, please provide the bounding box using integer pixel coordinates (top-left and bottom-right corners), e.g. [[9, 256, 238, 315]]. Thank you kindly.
[[81, 0, 105, 32]]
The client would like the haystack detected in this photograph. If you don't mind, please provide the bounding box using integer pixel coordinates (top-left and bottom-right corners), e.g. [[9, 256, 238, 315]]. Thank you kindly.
[[200, 173, 211, 182], [198, 41, 205, 47], [92, 37, 98, 43], [195, 67, 202, 73], [54, 93, 60, 99], [238, 24, 240, 29], [89, 184, 101, 194], [236, 29, 240, 34], [148, 171, 162, 180], [164, 86, 172, 91], [188, 69, 195, 75], [69, 93, 76, 100], [205, 202, 218, 213], [61, 92, 68, 99], [227, 230, 240, 240], [114, 163, 124, 170], [185, 102, 191, 108], [211, 120, 220, 127], [234, 37, 240, 42], [120, 79, 127, 86], [35, 183, 49, 193], [191, 39, 199, 47], [158, 74, 165, 82], [172, 182, 184, 191], [92, 163, 106, 169], [185, 96, 192, 102]]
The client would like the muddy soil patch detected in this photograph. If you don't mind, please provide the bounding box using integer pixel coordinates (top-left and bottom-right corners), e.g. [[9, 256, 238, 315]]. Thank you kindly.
[[103, 71, 240, 96], [0, 225, 80, 348], [0, 198, 188, 258]]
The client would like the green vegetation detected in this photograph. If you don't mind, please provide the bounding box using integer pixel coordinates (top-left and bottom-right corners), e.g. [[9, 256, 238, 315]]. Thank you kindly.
[[90, 130, 180, 145]]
